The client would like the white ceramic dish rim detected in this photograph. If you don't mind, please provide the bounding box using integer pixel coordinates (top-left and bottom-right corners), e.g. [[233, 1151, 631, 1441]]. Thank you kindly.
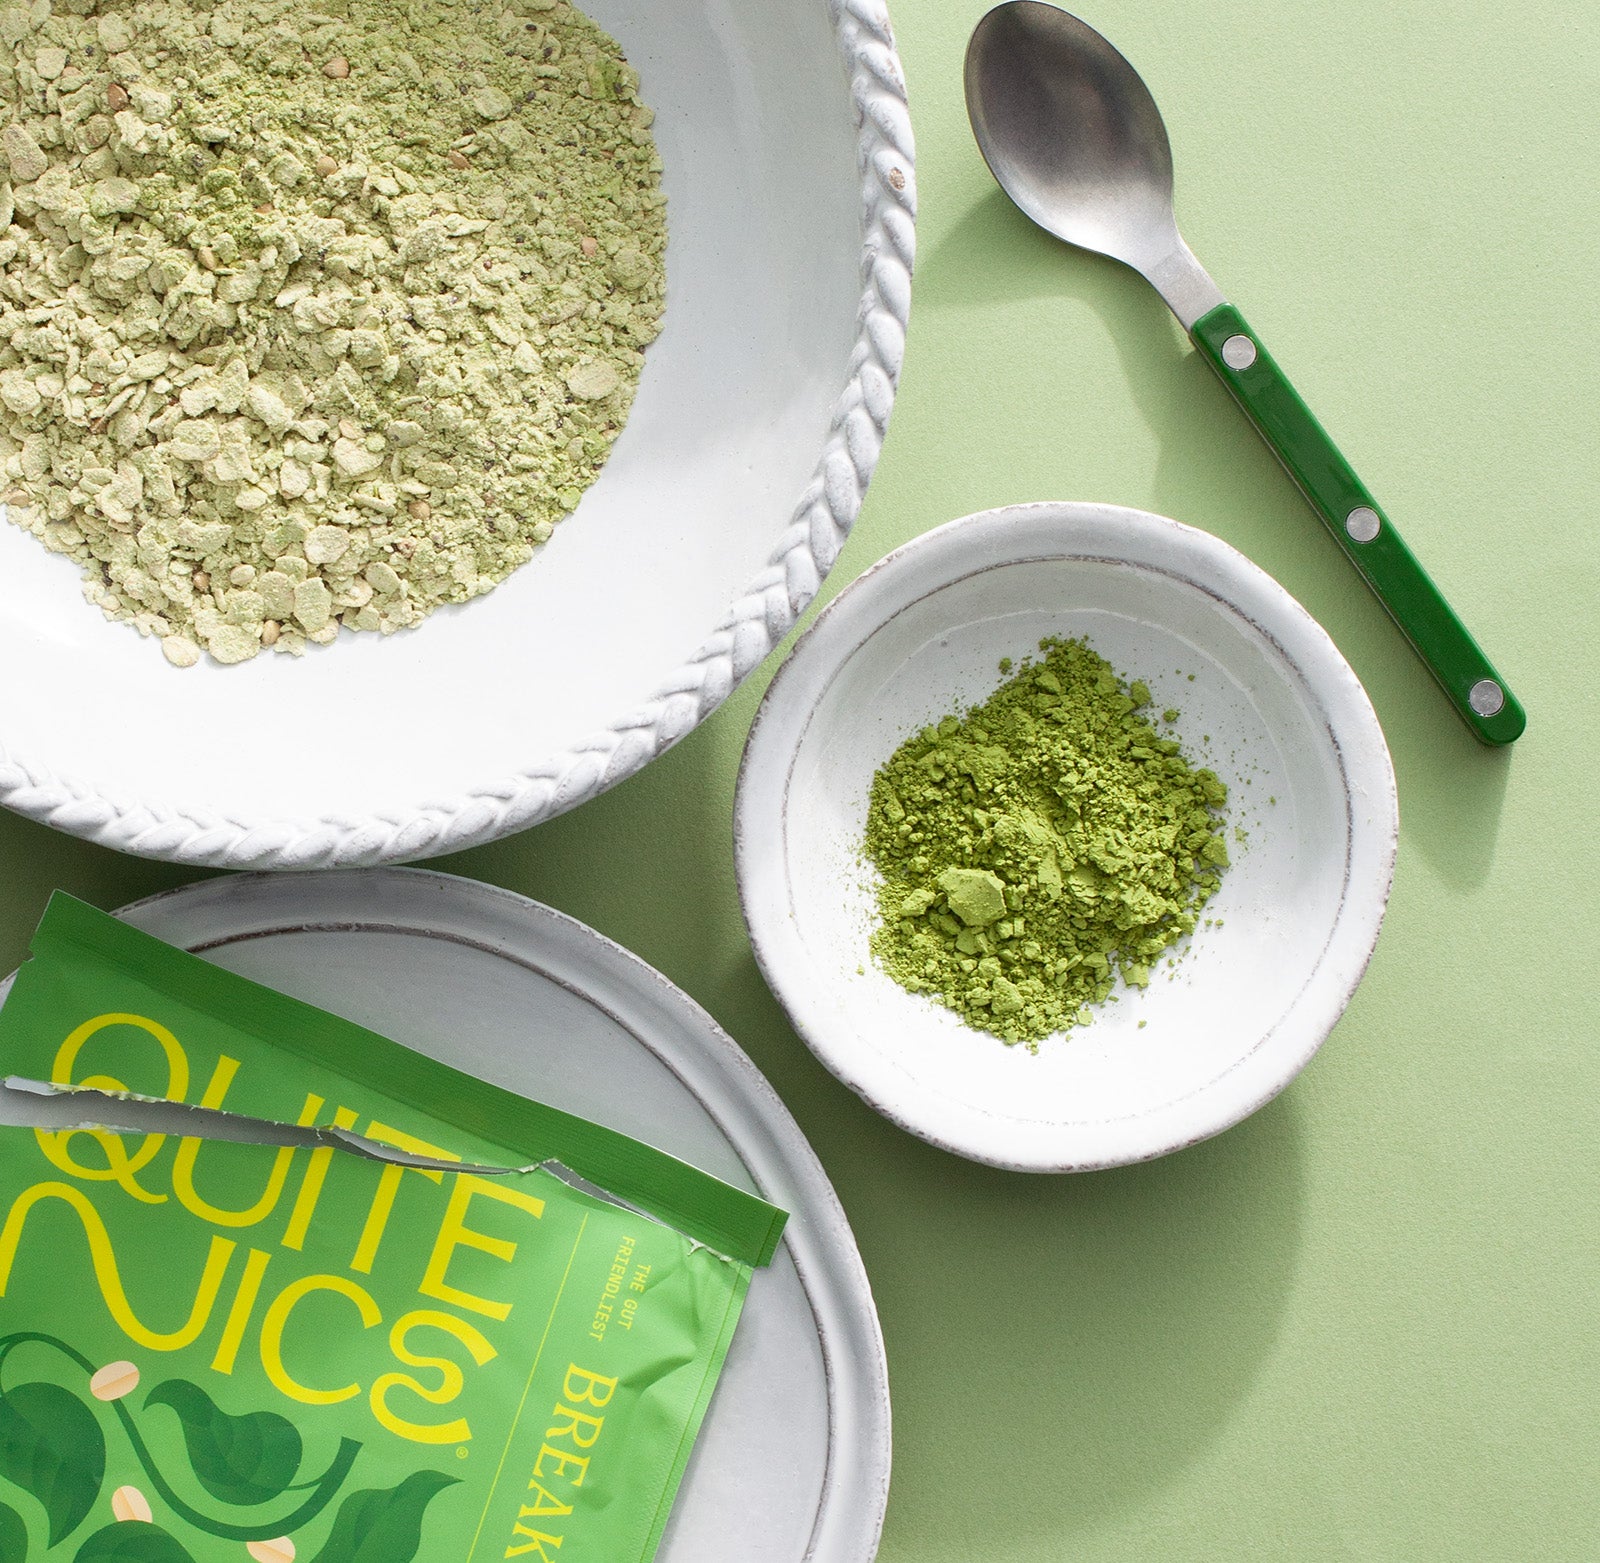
[[734, 501, 1400, 1172], [0, 867, 892, 1560], [0, 0, 914, 871]]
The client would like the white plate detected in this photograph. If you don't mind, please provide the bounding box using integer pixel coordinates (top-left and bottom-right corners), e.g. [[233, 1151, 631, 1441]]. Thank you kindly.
[[0, 0, 914, 870], [0, 869, 890, 1562], [735, 502, 1399, 1171]]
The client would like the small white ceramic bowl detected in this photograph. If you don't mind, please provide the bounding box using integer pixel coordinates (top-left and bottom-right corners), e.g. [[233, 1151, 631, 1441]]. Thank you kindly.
[[735, 502, 1398, 1171], [0, 1, 913, 869]]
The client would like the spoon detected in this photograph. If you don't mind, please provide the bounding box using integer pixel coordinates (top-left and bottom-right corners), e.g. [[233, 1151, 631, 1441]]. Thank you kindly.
[[964, 0, 1524, 745]]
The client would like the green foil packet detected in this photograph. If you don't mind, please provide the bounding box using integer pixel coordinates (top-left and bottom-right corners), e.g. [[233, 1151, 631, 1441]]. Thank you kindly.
[[0, 893, 786, 1563]]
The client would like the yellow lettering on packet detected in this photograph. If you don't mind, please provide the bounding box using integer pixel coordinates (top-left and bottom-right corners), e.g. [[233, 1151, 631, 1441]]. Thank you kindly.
[[0, 1180, 234, 1350], [503, 1523, 564, 1560], [51, 1012, 191, 1099], [518, 1484, 574, 1521], [532, 1443, 590, 1488], [349, 1121, 460, 1273], [172, 1057, 300, 1227], [503, 1366, 619, 1556], [210, 1246, 275, 1375], [420, 1175, 546, 1321], [35, 1011, 190, 1203], [259, 1273, 382, 1405], [280, 1101, 362, 1250], [562, 1365, 618, 1408], [370, 1309, 498, 1445]]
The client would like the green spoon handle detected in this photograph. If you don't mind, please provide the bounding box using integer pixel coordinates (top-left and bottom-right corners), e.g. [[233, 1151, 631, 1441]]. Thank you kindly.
[[1191, 302, 1525, 745]]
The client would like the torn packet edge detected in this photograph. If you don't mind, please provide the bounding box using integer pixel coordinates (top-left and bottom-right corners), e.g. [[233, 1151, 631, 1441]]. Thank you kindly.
[[3, 1077, 737, 1261], [4, 1074, 535, 1176]]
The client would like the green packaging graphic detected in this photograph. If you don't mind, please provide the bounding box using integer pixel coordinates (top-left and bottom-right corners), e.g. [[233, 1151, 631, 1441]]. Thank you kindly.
[[0, 894, 786, 1562]]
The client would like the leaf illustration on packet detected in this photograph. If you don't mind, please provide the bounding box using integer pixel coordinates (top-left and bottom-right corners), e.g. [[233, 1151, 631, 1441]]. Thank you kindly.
[[308, 1471, 461, 1563], [0, 1332, 359, 1548], [144, 1380, 305, 1508], [72, 1519, 197, 1562], [0, 1378, 105, 1545], [0, 895, 788, 1563], [0, 1499, 25, 1563]]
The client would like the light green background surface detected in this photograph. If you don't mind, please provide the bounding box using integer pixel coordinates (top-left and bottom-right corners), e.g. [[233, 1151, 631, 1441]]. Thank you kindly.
[[2, 0, 1596, 1557]]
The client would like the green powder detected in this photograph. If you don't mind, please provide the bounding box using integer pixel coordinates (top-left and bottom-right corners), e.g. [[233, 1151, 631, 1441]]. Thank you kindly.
[[864, 637, 1230, 1048], [0, 0, 664, 665]]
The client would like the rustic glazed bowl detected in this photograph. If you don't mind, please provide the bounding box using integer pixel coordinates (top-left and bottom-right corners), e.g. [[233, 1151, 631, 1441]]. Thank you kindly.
[[735, 502, 1399, 1171], [0, 1, 914, 868]]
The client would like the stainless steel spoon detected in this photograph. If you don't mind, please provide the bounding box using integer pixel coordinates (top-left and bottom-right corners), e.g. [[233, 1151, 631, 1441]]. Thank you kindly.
[[964, 0, 1524, 745]]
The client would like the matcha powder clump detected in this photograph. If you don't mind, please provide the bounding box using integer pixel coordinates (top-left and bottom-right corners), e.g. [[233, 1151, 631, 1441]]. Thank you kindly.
[[0, 0, 665, 665], [864, 638, 1230, 1047]]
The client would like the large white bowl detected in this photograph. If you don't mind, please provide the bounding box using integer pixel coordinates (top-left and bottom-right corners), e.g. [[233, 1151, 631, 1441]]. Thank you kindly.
[[0, 1, 913, 868], [735, 503, 1399, 1171]]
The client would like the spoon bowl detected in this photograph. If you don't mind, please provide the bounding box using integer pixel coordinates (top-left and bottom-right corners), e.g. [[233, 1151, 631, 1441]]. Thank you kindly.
[[965, 2, 1180, 285]]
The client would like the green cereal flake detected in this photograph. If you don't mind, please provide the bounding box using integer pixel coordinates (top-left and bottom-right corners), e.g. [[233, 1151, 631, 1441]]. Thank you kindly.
[[863, 637, 1230, 1048], [0, 0, 666, 665]]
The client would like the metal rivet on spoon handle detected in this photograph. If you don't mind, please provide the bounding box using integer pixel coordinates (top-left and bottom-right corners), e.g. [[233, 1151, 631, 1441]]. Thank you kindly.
[[963, 0, 1524, 745]]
